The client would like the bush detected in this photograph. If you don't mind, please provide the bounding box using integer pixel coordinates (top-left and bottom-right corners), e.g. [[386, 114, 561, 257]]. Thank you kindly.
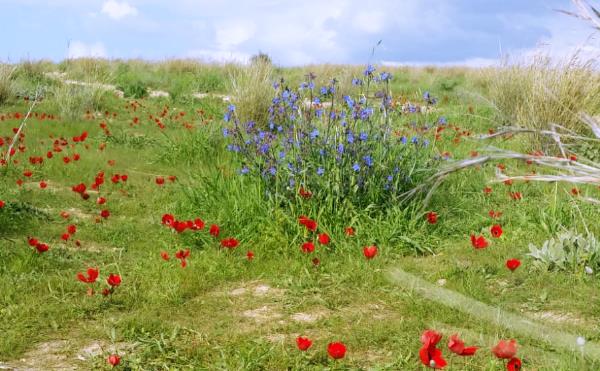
[[50, 82, 110, 121], [222, 65, 439, 212]]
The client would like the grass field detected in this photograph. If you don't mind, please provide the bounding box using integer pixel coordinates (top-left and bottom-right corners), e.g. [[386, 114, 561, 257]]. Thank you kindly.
[[0, 60, 599, 370]]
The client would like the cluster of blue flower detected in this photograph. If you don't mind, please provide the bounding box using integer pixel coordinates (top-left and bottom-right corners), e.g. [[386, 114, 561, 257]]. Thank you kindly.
[[223, 65, 442, 208]]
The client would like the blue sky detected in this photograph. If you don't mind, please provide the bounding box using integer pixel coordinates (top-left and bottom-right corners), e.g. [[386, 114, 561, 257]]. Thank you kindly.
[[0, 0, 598, 66]]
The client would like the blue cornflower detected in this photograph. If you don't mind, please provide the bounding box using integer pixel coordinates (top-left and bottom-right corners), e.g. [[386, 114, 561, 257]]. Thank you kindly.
[[320, 86, 328, 95], [400, 136, 407, 144], [363, 155, 373, 167], [337, 143, 344, 154], [438, 116, 447, 125], [352, 78, 363, 86], [411, 136, 418, 144], [313, 97, 321, 104], [352, 163, 360, 172], [364, 65, 376, 76], [380, 72, 392, 81], [315, 109, 323, 118], [423, 139, 430, 147], [319, 149, 325, 156], [222, 128, 229, 137], [272, 81, 280, 89], [260, 143, 270, 154], [308, 81, 315, 90], [387, 175, 393, 182], [240, 166, 249, 174], [310, 128, 319, 140], [360, 107, 373, 120], [279, 151, 286, 159], [277, 125, 283, 132], [223, 112, 231, 122], [347, 132, 355, 144], [269, 167, 276, 176], [343, 95, 354, 109], [289, 178, 296, 187], [258, 131, 266, 140], [317, 167, 324, 176], [359, 132, 368, 141], [227, 104, 236, 112]]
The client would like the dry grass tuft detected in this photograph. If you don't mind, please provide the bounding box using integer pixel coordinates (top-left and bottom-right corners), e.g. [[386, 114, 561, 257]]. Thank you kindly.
[[228, 60, 273, 125]]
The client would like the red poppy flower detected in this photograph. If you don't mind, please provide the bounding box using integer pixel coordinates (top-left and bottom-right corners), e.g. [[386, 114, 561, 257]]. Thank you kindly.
[[97, 197, 107, 205], [246, 250, 254, 260], [296, 336, 312, 351], [23, 170, 32, 177], [507, 357, 522, 371], [72, 153, 80, 161], [156, 176, 165, 185], [28, 237, 39, 246], [0, 200, 4, 208], [298, 215, 317, 232], [47, 151, 53, 158], [161, 213, 175, 226], [419, 330, 446, 369], [506, 259, 521, 272], [327, 342, 346, 359], [483, 186, 493, 194], [470, 235, 489, 249], [492, 339, 517, 359], [301, 242, 315, 253], [209, 224, 220, 237], [63, 157, 70, 164], [173, 221, 188, 233], [344, 227, 355, 236], [221, 237, 239, 249], [491, 224, 503, 238], [510, 192, 522, 200], [111, 174, 120, 184], [77, 268, 99, 283], [571, 187, 580, 196], [39, 181, 47, 189], [193, 218, 205, 230], [160, 251, 170, 261], [299, 186, 312, 199], [107, 273, 122, 287], [427, 211, 438, 224], [504, 179, 513, 186], [120, 174, 128, 182], [168, 175, 177, 182], [61, 233, 70, 241], [107, 354, 120, 367], [318, 233, 330, 245], [447, 334, 478, 356], [67, 224, 77, 235], [100, 209, 110, 219], [35, 242, 49, 253], [363, 245, 378, 259], [175, 249, 191, 260], [72, 183, 86, 194], [489, 210, 502, 219]]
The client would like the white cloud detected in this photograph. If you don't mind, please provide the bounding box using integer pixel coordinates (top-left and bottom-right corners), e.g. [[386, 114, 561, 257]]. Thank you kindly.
[[101, 0, 138, 20], [67, 41, 107, 58], [353, 11, 386, 34], [215, 20, 256, 49], [381, 57, 498, 68]]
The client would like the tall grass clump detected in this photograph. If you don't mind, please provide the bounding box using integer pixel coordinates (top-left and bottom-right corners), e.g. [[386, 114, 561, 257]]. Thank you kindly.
[[485, 55, 600, 148], [222, 65, 440, 216], [49, 82, 110, 121], [228, 60, 273, 126], [0, 64, 15, 105]]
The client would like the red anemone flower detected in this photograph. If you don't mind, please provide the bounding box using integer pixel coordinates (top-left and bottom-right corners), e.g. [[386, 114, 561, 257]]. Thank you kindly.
[[221, 237, 239, 249], [301, 242, 315, 253], [317, 233, 330, 245], [470, 234, 489, 249], [492, 339, 517, 359], [39, 181, 47, 189], [491, 224, 503, 238], [100, 209, 110, 219], [107, 354, 121, 367], [327, 342, 346, 359], [67, 224, 77, 235], [209, 224, 220, 237], [155, 176, 165, 185], [506, 259, 521, 272], [35, 242, 49, 253], [97, 197, 107, 205], [507, 357, 522, 371], [161, 213, 175, 226], [447, 334, 478, 356], [0, 200, 4, 208], [420, 330, 447, 369], [296, 336, 312, 351], [246, 250, 254, 260], [77, 268, 99, 283], [107, 273, 122, 287], [61, 233, 70, 241], [298, 215, 317, 232], [363, 245, 378, 259], [160, 251, 170, 261], [427, 211, 438, 224], [344, 226, 355, 236]]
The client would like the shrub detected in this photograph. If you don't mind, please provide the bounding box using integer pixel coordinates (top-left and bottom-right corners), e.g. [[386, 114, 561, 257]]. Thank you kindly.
[[50, 82, 110, 121], [222, 65, 439, 211], [528, 230, 600, 273]]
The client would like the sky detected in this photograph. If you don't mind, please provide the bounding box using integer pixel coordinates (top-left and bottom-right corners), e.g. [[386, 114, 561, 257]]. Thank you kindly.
[[0, 0, 598, 66]]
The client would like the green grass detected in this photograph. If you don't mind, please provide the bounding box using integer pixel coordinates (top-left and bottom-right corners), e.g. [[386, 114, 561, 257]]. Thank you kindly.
[[0, 63, 599, 370]]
